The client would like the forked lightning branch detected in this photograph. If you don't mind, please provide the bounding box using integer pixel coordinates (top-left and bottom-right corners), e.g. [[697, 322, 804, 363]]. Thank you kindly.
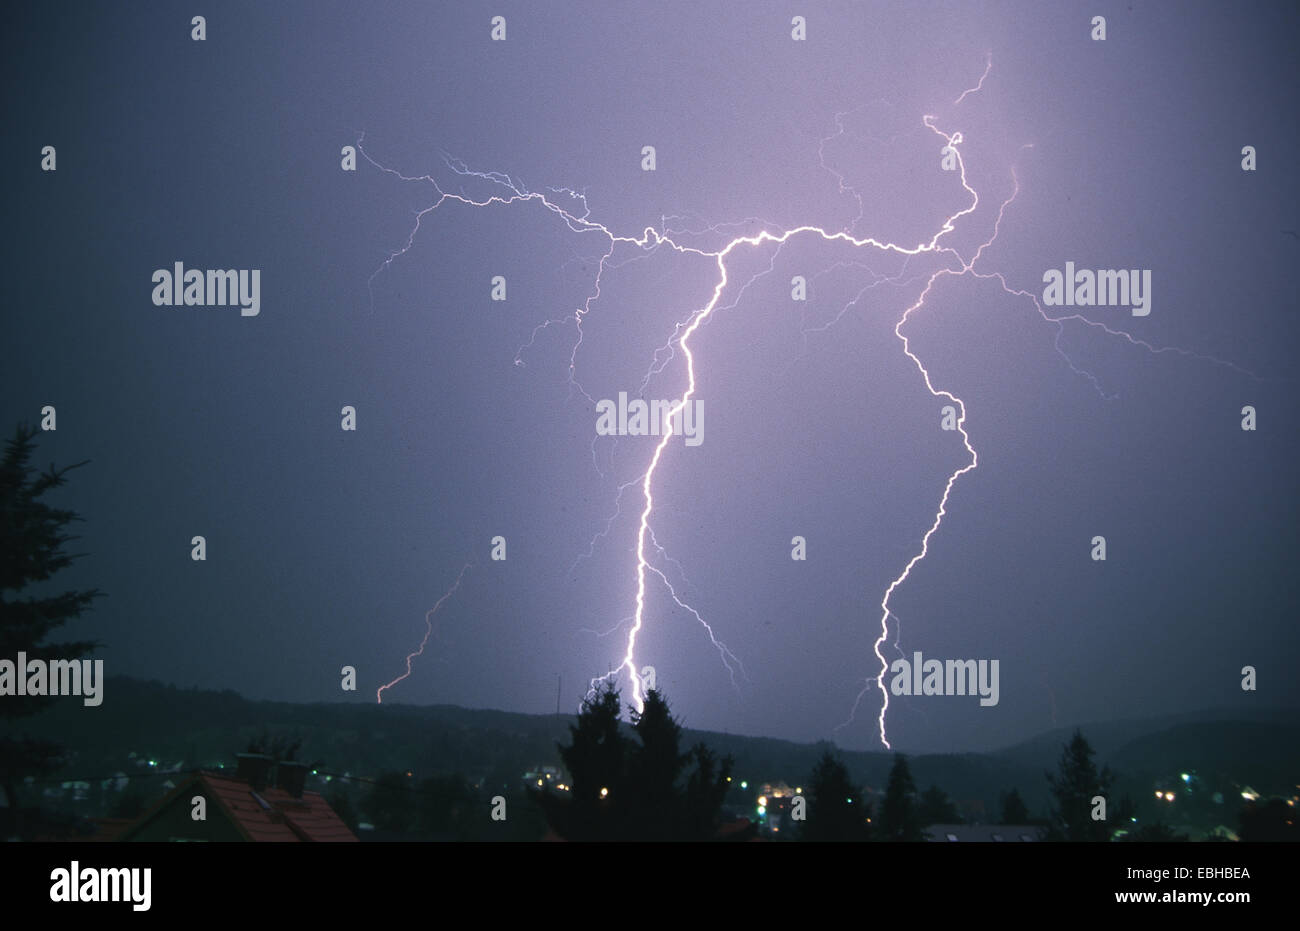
[[359, 58, 1250, 748]]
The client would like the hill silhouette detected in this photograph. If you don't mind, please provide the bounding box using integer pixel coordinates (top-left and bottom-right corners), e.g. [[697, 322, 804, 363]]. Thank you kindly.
[[10, 676, 1295, 824]]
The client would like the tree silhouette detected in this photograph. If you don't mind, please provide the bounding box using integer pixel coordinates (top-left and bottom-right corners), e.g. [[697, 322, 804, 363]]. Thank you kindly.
[[362, 770, 413, 832], [682, 742, 733, 839], [535, 679, 627, 839], [999, 787, 1030, 824], [879, 753, 922, 841], [1045, 730, 1113, 841], [802, 750, 871, 841], [1112, 793, 1137, 832], [356, 771, 482, 838], [626, 687, 691, 838], [917, 784, 961, 826], [532, 683, 734, 840], [414, 773, 479, 838], [0, 423, 103, 835]]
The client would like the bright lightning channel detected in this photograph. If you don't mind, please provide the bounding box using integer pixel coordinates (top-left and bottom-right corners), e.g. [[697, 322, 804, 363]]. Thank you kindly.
[[362, 58, 1256, 743]]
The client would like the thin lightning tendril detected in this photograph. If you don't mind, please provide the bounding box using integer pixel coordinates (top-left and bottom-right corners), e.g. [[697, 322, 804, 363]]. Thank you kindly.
[[953, 51, 993, 106], [362, 57, 1258, 742], [376, 562, 473, 703]]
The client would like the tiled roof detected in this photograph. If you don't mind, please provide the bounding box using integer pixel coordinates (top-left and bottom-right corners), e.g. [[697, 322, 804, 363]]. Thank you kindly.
[[127, 771, 358, 842], [206, 773, 358, 842], [88, 817, 136, 841]]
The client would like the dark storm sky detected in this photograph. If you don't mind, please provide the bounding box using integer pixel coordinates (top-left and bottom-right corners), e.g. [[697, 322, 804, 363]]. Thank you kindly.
[[4, 1, 1297, 753]]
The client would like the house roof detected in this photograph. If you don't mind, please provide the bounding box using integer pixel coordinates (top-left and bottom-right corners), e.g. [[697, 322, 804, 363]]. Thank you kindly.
[[123, 771, 357, 842], [717, 817, 761, 841], [86, 817, 135, 841]]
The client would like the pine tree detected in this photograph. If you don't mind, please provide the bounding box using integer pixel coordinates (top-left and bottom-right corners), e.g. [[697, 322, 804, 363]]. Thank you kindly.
[[627, 688, 690, 839], [536, 679, 627, 840], [682, 742, 733, 839], [917, 784, 961, 826], [999, 787, 1030, 824], [0, 423, 103, 831], [1045, 730, 1113, 841], [532, 683, 733, 840], [879, 753, 922, 841], [802, 749, 871, 841]]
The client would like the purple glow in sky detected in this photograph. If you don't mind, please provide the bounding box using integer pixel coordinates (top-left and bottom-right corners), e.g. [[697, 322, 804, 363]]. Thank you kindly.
[[5, 1, 1296, 753]]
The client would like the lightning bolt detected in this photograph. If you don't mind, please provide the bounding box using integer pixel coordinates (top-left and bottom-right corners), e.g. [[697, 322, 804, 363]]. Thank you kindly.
[[361, 55, 1259, 743], [953, 51, 993, 106], [376, 562, 473, 704]]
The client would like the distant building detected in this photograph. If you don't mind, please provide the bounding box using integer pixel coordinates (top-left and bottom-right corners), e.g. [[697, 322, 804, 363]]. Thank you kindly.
[[116, 755, 356, 842], [754, 782, 802, 834], [924, 824, 1044, 842], [523, 764, 568, 792], [56, 781, 91, 801], [757, 781, 798, 801]]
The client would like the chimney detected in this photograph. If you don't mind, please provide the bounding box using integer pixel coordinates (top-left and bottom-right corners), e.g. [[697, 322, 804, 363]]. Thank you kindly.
[[277, 760, 309, 799], [235, 753, 273, 790]]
